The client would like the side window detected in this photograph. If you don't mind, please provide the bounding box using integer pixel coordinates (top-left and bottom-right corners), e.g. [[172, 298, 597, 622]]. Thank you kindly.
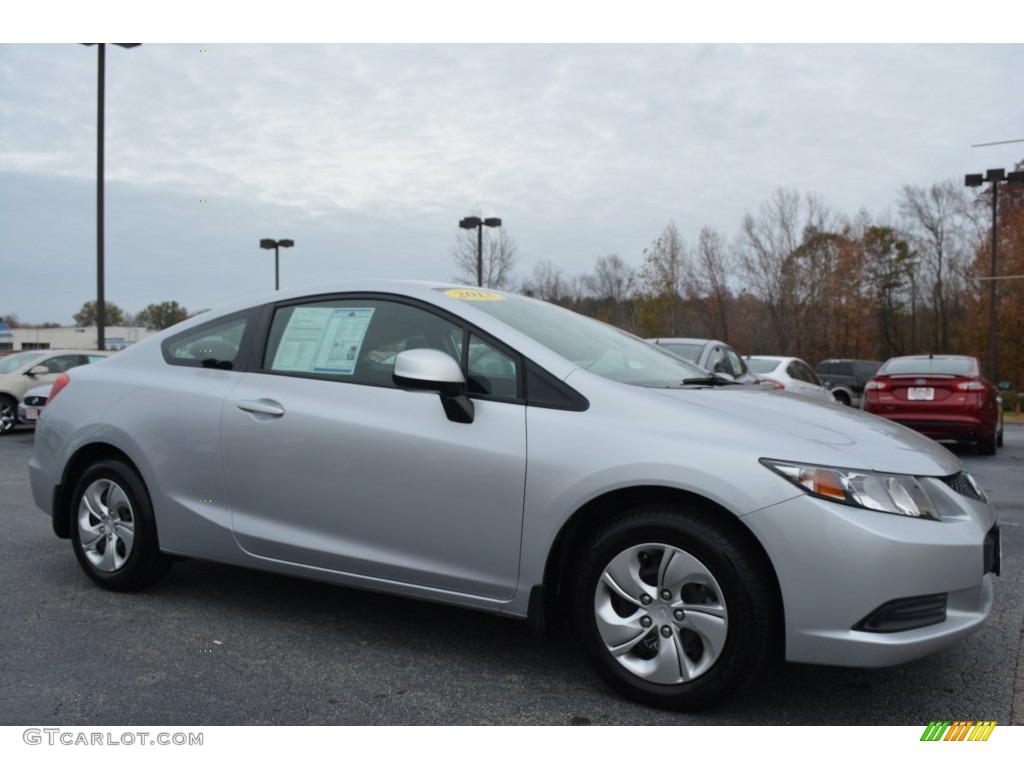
[[794, 362, 818, 384], [163, 314, 249, 370], [466, 335, 518, 399], [264, 299, 461, 388], [39, 354, 83, 374]]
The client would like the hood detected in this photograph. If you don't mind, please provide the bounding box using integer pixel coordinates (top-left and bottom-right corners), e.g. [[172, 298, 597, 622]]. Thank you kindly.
[[644, 385, 962, 477]]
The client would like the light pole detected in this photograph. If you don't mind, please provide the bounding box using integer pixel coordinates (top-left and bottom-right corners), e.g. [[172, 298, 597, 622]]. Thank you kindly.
[[458, 216, 501, 287], [82, 43, 140, 351], [260, 239, 295, 290], [964, 168, 1024, 381]]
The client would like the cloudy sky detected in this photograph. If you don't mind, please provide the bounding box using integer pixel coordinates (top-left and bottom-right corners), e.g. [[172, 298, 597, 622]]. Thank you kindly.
[[2, 6, 1023, 324]]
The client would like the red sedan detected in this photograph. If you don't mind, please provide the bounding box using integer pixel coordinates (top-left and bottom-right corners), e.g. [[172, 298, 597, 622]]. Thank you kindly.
[[863, 355, 1003, 455]]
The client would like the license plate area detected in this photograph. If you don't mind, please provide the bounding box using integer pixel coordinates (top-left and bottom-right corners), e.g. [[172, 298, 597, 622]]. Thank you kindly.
[[907, 387, 934, 401]]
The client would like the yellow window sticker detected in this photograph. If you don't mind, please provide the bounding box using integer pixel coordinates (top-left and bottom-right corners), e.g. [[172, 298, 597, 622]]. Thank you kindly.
[[444, 288, 505, 301]]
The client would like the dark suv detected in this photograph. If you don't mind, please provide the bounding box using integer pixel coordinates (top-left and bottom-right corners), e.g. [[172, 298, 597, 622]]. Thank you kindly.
[[815, 359, 882, 407]]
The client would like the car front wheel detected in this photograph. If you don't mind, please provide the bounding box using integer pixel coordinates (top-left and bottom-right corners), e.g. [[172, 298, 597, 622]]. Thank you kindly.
[[70, 459, 171, 591], [0, 395, 17, 435], [573, 506, 775, 711]]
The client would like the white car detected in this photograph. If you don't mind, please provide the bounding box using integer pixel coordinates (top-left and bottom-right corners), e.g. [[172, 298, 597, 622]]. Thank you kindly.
[[16, 383, 52, 425], [0, 349, 111, 434], [746, 356, 837, 403]]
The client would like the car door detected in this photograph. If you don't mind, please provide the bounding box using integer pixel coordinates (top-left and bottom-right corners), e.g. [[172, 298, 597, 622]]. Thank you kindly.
[[220, 296, 528, 600]]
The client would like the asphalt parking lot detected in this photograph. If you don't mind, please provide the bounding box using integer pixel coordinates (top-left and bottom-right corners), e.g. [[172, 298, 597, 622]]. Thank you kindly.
[[1, 424, 1021, 726]]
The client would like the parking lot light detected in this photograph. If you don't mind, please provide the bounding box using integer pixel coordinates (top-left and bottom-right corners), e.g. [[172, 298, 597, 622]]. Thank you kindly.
[[964, 167, 1024, 380], [458, 216, 502, 287], [260, 238, 295, 290]]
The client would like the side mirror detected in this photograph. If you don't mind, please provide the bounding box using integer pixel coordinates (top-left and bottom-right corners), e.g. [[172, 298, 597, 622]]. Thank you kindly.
[[26, 365, 49, 377], [393, 349, 474, 424]]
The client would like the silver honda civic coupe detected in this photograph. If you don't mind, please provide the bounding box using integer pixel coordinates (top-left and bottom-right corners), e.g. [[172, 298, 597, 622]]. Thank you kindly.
[[30, 280, 999, 710]]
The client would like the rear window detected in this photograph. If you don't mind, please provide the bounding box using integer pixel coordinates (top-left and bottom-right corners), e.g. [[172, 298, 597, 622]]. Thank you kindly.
[[882, 358, 976, 376], [747, 358, 780, 375]]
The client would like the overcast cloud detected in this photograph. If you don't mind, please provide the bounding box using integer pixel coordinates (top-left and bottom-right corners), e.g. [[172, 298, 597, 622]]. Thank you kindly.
[[1, 42, 1023, 323]]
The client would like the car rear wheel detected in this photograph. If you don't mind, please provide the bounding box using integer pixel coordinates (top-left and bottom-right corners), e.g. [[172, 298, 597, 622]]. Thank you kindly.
[[977, 432, 997, 456], [70, 459, 171, 591], [0, 395, 17, 435], [573, 505, 775, 710]]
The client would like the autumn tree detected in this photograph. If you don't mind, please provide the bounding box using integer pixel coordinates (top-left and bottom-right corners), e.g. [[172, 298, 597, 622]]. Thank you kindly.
[[636, 222, 689, 337], [74, 300, 125, 327], [858, 224, 915, 358], [136, 301, 190, 330]]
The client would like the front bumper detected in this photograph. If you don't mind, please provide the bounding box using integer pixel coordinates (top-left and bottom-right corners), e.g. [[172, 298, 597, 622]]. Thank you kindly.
[[743, 476, 997, 668]]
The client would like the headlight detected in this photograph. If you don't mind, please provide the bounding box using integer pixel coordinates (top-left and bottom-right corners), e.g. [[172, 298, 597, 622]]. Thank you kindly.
[[761, 459, 940, 520]]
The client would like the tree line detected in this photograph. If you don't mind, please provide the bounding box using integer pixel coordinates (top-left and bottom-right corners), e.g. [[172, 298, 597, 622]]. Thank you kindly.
[[459, 163, 1024, 386]]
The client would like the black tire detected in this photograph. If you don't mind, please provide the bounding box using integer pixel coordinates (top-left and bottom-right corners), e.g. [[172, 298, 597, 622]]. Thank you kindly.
[[69, 459, 171, 591], [832, 391, 851, 407], [573, 505, 775, 711], [977, 434, 997, 456], [0, 395, 17, 435], [996, 415, 1004, 448]]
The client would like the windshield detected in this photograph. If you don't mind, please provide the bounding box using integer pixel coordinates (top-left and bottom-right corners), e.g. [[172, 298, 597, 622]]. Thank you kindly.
[[0, 351, 45, 374], [446, 290, 707, 386]]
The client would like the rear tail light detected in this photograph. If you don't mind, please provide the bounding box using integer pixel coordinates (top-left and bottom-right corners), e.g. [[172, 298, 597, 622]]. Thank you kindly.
[[864, 380, 887, 391], [48, 373, 71, 403], [758, 378, 785, 390], [955, 381, 987, 391]]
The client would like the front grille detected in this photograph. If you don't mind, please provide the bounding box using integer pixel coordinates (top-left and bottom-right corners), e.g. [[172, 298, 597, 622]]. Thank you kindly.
[[941, 471, 985, 502]]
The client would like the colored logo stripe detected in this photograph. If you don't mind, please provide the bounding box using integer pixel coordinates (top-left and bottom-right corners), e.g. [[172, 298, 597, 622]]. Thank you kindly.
[[920, 721, 996, 742]]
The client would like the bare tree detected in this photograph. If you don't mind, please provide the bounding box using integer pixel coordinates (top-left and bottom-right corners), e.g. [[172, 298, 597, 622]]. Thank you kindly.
[[736, 189, 832, 354], [585, 254, 635, 303], [898, 181, 973, 351], [686, 227, 733, 341], [521, 260, 568, 303], [452, 224, 519, 289]]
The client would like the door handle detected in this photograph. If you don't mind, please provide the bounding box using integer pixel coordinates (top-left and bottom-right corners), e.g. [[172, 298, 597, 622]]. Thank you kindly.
[[235, 399, 285, 417]]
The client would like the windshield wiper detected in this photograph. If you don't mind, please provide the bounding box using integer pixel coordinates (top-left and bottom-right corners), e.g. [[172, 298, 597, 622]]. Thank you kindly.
[[680, 374, 743, 387]]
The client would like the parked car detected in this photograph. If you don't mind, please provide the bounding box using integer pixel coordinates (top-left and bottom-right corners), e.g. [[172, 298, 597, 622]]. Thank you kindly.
[[16, 383, 52, 425], [815, 359, 883, 407], [647, 338, 759, 384], [862, 355, 1003, 455], [0, 349, 111, 434], [31, 281, 998, 711], [745, 356, 836, 403]]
